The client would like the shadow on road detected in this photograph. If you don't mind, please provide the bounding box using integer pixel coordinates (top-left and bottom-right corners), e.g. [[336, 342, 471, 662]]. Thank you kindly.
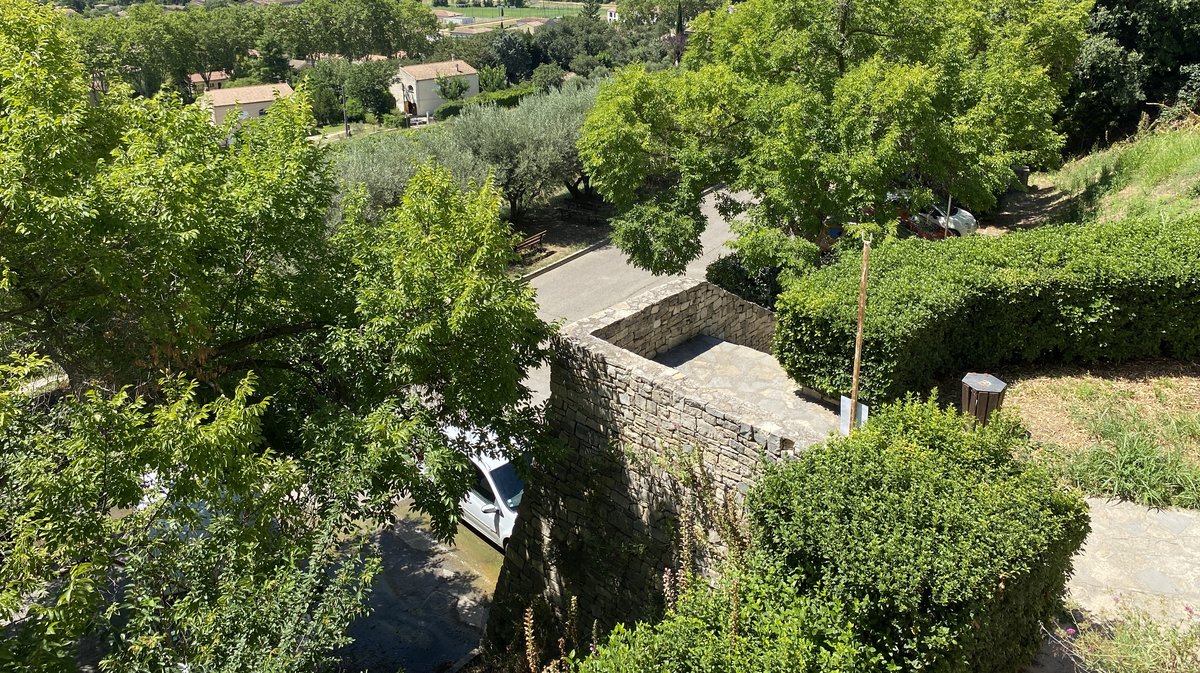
[[339, 517, 495, 673]]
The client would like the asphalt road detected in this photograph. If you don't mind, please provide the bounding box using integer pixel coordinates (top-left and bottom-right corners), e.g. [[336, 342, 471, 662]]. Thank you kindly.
[[526, 191, 741, 402], [531, 191, 738, 324]]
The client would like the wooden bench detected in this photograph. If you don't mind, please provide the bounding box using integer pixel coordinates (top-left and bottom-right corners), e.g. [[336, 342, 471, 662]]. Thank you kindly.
[[515, 230, 547, 256]]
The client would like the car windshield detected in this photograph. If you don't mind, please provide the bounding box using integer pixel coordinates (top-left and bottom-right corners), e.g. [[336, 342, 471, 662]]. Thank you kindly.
[[490, 463, 525, 510]]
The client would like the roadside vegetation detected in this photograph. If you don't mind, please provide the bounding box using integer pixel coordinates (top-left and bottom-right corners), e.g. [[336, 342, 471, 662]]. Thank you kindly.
[[1051, 126, 1200, 223], [1, 2, 553, 667], [576, 399, 1089, 673]]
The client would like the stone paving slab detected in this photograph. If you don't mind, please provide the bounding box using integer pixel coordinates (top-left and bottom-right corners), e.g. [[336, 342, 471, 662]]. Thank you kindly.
[[653, 335, 838, 441], [1067, 497, 1200, 621]]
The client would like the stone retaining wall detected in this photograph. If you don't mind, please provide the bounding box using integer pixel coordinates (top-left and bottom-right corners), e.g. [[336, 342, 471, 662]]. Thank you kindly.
[[486, 279, 830, 656]]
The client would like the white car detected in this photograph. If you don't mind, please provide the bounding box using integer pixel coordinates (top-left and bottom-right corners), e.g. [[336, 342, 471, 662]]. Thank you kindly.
[[916, 202, 978, 236], [444, 426, 525, 549]]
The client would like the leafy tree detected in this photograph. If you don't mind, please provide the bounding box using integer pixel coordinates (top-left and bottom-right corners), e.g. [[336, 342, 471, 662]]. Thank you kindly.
[[535, 13, 615, 73], [479, 64, 509, 92], [582, 0, 603, 22], [437, 73, 472, 101], [303, 57, 397, 125], [532, 61, 566, 92], [0, 362, 381, 671], [298, 0, 439, 60], [616, 0, 718, 26], [348, 57, 400, 118], [1061, 0, 1200, 150], [1, 2, 552, 665], [184, 3, 261, 88], [429, 32, 501, 70], [521, 83, 600, 197], [448, 86, 598, 218], [251, 33, 293, 83], [492, 30, 535, 82], [580, 0, 1093, 274], [331, 127, 489, 222]]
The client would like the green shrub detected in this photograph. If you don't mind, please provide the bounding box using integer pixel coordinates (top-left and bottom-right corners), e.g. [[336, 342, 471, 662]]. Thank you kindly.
[[774, 214, 1200, 401], [580, 399, 1090, 673], [434, 98, 467, 121], [476, 81, 536, 107], [705, 253, 785, 308], [747, 398, 1090, 673], [580, 563, 884, 673], [434, 82, 537, 120], [705, 231, 819, 308]]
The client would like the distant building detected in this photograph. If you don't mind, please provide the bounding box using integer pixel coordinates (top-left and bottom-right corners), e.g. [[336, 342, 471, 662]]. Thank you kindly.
[[446, 16, 553, 38], [433, 8, 474, 24], [391, 59, 479, 117], [447, 23, 492, 38], [189, 70, 229, 92], [605, 6, 619, 22], [201, 83, 294, 125], [507, 17, 551, 33]]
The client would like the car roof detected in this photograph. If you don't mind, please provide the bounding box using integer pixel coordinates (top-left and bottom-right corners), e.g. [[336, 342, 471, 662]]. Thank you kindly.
[[443, 425, 516, 472]]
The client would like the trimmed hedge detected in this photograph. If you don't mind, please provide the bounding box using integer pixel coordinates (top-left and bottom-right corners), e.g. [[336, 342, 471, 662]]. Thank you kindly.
[[748, 399, 1090, 673], [774, 214, 1200, 401], [433, 82, 537, 120], [581, 399, 1090, 673]]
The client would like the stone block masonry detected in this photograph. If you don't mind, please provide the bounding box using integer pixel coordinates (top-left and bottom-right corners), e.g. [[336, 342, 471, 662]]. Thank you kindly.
[[486, 279, 835, 656]]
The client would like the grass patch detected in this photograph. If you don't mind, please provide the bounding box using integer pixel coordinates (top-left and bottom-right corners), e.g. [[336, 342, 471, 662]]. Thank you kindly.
[[1005, 361, 1200, 509], [1051, 607, 1200, 673], [1050, 126, 1200, 224], [429, 1, 583, 19]]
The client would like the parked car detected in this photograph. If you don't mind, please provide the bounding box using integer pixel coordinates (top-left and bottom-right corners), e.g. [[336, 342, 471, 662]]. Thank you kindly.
[[443, 426, 525, 549], [900, 211, 953, 240], [915, 202, 978, 236]]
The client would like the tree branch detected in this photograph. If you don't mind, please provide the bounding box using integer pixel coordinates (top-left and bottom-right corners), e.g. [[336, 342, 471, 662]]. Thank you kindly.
[[213, 321, 328, 356]]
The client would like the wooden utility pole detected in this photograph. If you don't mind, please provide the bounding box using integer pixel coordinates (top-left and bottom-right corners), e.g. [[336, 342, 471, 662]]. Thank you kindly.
[[848, 237, 871, 430]]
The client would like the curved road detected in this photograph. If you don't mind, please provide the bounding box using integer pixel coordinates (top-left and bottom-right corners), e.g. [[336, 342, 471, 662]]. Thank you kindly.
[[527, 191, 740, 401]]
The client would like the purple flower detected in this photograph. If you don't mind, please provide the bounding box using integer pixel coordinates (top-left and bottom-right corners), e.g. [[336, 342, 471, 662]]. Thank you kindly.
[[1065, 627, 1077, 637]]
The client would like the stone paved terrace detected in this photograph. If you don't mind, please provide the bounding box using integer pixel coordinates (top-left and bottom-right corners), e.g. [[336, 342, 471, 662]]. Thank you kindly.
[[654, 334, 838, 442], [1069, 498, 1200, 620]]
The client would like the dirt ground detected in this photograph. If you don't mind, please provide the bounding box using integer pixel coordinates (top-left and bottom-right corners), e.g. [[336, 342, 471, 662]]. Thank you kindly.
[[998, 359, 1200, 449], [977, 176, 1074, 236], [510, 195, 614, 274]]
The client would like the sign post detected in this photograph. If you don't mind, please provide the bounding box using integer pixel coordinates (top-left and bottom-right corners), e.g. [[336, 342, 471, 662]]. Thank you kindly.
[[848, 237, 871, 431]]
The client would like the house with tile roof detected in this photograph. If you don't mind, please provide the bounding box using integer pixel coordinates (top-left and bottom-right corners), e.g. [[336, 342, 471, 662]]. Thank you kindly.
[[200, 82, 294, 124], [391, 59, 479, 117]]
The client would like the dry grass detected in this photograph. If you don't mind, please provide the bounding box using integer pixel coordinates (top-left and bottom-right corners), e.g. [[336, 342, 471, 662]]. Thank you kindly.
[[1000, 359, 1200, 507], [1002, 359, 1200, 450]]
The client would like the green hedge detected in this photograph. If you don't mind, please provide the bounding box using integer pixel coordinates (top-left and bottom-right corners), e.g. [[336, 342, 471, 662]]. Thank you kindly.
[[433, 82, 537, 120], [774, 214, 1200, 401], [581, 399, 1090, 673]]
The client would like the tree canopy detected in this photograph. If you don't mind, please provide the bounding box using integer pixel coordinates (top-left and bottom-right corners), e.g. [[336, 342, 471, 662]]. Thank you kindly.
[[1, 0, 551, 666], [66, 0, 438, 100], [1060, 0, 1200, 150], [580, 0, 1093, 274]]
